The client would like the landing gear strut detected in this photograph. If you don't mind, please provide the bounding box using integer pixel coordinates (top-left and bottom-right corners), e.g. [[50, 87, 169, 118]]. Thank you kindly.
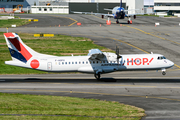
[[116, 19, 119, 24], [94, 73, 101, 80], [161, 69, 166, 75]]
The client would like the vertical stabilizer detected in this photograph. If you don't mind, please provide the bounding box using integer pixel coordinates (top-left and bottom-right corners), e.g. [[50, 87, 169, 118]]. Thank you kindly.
[[120, 0, 122, 8], [4, 33, 39, 63]]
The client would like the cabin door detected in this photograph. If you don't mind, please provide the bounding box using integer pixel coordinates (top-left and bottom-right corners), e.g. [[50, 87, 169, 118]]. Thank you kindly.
[[47, 62, 52, 70]]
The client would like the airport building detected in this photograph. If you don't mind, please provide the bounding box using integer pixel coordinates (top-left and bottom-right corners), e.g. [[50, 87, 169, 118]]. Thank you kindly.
[[154, 0, 180, 16], [0, 0, 144, 14], [69, 0, 144, 14], [0, 0, 39, 13]]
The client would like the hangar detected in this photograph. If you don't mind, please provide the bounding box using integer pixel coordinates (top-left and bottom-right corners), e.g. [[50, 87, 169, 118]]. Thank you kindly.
[[0, 0, 144, 14], [69, 0, 144, 14], [154, 0, 180, 16]]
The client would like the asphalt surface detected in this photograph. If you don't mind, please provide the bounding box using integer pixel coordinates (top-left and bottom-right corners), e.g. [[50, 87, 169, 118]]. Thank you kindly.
[[1, 14, 180, 120]]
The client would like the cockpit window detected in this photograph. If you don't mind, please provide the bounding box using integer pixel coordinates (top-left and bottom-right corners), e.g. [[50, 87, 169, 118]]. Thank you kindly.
[[157, 56, 166, 60]]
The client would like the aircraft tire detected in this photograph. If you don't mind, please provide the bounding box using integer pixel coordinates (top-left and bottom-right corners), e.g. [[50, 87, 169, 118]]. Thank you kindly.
[[162, 71, 166, 75]]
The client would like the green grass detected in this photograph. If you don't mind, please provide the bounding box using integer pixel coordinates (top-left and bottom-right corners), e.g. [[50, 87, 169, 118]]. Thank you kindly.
[[0, 32, 113, 74], [0, 18, 30, 28], [0, 93, 145, 120]]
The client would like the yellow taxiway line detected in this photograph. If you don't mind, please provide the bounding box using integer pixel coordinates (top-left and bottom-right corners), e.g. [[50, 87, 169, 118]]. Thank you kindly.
[[51, 15, 78, 27]]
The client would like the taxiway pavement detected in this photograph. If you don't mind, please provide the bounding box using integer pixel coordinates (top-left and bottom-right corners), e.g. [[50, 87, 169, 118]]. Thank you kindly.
[[1, 72, 180, 120]]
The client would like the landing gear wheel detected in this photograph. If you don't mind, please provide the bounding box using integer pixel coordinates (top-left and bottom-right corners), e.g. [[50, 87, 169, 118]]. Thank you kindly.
[[116, 21, 119, 24], [162, 71, 166, 75], [94, 73, 101, 80], [127, 20, 130, 24]]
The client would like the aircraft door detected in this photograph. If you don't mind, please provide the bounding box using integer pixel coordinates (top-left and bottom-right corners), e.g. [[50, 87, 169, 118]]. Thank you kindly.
[[47, 62, 52, 70]]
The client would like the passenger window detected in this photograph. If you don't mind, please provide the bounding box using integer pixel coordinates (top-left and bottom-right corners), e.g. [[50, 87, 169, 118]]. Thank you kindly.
[[65, 62, 67, 64], [97, 61, 98, 64], [75, 62, 77, 64], [72, 62, 74, 64], [93, 61, 95, 64], [79, 62, 81, 64], [69, 62, 71, 64], [82, 62, 84, 64], [62, 62, 64, 65], [59, 62, 60, 65], [86, 61, 88, 64]]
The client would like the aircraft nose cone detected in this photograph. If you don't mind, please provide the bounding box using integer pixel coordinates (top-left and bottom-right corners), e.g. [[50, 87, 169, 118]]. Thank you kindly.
[[169, 60, 174, 67]]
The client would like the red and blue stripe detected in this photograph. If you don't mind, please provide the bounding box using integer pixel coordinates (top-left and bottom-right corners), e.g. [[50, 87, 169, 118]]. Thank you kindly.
[[4, 33, 32, 63]]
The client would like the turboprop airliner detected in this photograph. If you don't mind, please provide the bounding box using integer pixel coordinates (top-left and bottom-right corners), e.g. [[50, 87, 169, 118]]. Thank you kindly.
[[4, 33, 174, 80]]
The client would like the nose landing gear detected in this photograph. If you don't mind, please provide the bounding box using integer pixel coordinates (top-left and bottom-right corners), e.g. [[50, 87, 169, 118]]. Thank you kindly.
[[161, 69, 166, 75], [162, 71, 166, 75]]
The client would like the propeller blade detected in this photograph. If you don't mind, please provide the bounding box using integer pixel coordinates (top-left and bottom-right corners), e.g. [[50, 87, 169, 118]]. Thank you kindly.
[[116, 45, 121, 65]]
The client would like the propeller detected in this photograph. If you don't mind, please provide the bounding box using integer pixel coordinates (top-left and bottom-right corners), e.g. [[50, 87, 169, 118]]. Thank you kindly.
[[116, 45, 121, 65]]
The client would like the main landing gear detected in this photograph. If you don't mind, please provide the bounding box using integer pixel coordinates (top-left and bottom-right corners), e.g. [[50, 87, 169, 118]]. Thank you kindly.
[[94, 73, 101, 80], [116, 19, 119, 24]]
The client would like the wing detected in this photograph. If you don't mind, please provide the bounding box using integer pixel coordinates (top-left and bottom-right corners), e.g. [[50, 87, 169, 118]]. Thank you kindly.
[[126, 13, 144, 16], [124, 9, 140, 12], [88, 49, 105, 60], [104, 8, 113, 11], [71, 11, 114, 17], [126, 11, 169, 17]]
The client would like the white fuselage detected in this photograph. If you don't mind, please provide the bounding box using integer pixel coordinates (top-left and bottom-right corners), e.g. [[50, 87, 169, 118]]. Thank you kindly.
[[5, 52, 174, 74]]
